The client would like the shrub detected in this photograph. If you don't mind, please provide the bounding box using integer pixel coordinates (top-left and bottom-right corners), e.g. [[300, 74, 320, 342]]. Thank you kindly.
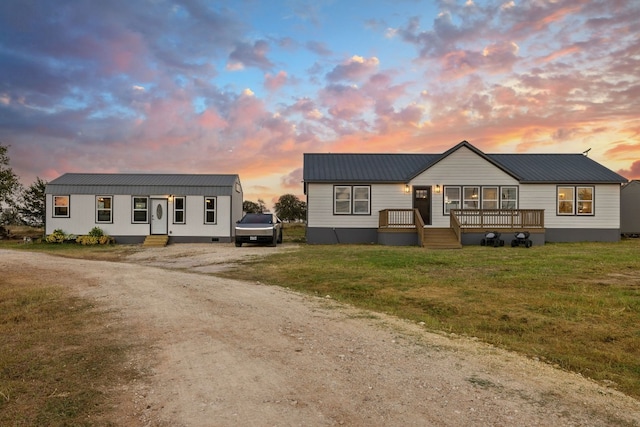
[[45, 229, 69, 243], [88, 227, 104, 238], [76, 235, 99, 245], [76, 232, 114, 245], [98, 235, 114, 245]]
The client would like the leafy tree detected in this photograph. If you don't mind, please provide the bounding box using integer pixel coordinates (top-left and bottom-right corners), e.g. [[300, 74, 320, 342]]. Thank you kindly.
[[243, 200, 261, 214], [19, 177, 47, 227], [0, 144, 21, 225], [243, 199, 267, 214], [274, 194, 306, 222]]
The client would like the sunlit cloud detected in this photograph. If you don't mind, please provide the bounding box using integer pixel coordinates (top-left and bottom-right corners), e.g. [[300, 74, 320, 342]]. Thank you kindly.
[[326, 55, 380, 82], [0, 0, 638, 207]]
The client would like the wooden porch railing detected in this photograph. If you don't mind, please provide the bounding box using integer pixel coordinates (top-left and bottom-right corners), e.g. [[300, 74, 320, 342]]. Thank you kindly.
[[380, 209, 545, 246], [450, 209, 544, 229], [379, 209, 425, 246]]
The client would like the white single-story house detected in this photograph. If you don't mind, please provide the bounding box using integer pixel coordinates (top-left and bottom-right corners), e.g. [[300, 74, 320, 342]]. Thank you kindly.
[[621, 180, 640, 237], [45, 173, 243, 244], [303, 141, 628, 247]]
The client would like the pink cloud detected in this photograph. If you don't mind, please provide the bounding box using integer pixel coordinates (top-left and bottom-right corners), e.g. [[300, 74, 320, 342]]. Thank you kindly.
[[617, 161, 640, 180], [264, 71, 288, 92], [319, 84, 372, 120], [197, 109, 227, 130], [326, 56, 380, 82], [540, 45, 582, 63], [439, 41, 518, 80], [281, 167, 303, 189]]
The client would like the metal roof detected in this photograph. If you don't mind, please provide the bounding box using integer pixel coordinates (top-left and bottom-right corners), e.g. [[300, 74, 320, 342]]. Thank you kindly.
[[303, 153, 440, 182], [45, 173, 240, 196], [489, 154, 628, 183], [303, 143, 628, 184]]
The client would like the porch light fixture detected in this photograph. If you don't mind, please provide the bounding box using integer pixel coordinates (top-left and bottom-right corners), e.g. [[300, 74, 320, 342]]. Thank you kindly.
[[404, 184, 410, 194], [435, 185, 441, 194]]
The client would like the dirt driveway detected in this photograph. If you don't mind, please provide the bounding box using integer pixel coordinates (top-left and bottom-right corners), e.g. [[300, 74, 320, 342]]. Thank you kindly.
[[2, 245, 639, 426]]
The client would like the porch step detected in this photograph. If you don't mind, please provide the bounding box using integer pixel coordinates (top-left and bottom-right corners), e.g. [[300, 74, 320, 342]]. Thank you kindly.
[[143, 235, 169, 247], [422, 228, 462, 249]]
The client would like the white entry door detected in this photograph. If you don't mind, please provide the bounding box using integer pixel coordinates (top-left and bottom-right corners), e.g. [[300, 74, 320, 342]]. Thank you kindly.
[[151, 199, 168, 235]]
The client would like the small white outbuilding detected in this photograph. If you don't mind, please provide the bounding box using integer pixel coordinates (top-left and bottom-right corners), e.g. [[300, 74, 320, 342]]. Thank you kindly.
[[45, 173, 243, 244]]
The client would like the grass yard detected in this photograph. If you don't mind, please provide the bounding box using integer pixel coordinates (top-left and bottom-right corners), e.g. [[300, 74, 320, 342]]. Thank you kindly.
[[220, 238, 640, 399], [0, 266, 142, 426], [2, 224, 639, 403]]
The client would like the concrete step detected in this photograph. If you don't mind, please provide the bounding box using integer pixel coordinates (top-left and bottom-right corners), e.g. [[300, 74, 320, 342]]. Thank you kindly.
[[143, 235, 169, 247]]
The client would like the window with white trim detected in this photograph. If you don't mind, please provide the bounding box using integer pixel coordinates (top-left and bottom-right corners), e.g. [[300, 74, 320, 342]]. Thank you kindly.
[[333, 185, 370, 215], [174, 197, 185, 224], [558, 187, 575, 215], [353, 186, 370, 214], [53, 195, 70, 217], [577, 187, 593, 215], [132, 197, 148, 223], [444, 186, 461, 214], [482, 187, 498, 209], [96, 196, 113, 223], [463, 186, 480, 209], [444, 185, 519, 214], [501, 187, 518, 209], [334, 186, 351, 214], [204, 197, 216, 224]]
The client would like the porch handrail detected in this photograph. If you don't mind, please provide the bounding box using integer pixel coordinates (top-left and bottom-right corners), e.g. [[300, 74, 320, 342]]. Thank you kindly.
[[450, 209, 545, 229], [450, 212, 462, 243], [414, 209, 425, 247], [378, 209, 425, 247], [379, 209, 416, 228]]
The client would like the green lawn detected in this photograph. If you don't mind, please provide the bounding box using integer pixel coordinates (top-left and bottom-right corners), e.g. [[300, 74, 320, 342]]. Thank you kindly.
[[221, 238, 640, 399]]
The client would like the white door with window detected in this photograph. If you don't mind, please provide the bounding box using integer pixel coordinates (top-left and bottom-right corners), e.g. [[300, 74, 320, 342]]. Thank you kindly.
[[151, 199, 168, 235]]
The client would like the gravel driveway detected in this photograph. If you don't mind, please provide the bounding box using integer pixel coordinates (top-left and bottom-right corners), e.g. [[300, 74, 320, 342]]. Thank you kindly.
[[2, 245, 639, 426]]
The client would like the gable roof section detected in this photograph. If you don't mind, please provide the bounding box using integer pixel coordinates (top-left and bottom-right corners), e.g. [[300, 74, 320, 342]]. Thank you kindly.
[[303, 153, 440, 182], [407, 140, 522, 180], [45, 173, 240, 196], [303, 141, 628, 184]]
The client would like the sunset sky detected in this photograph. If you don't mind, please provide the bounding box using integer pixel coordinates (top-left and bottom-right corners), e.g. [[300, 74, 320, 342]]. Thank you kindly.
[[1, 0, 639, 208]]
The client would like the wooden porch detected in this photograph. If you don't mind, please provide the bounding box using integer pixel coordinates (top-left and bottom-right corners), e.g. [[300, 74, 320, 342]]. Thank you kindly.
[[378, 208, 545, 248]]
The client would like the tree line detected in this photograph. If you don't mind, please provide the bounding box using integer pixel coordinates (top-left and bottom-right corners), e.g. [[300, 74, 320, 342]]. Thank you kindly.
[[244, 194, 306, 222], [1, 144, 45, 227], [0, 143, 306, 229]]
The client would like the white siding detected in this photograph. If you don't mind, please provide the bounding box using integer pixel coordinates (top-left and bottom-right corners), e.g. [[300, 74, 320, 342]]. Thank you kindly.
[[46, 193, 237, 237], [307, 146, 621, 232], [307, 182, 412, 228], [520, 184, 620, 229], [168, 195, 233, 237], [411, 146, 519, 227], [46, 194, 150, 236]]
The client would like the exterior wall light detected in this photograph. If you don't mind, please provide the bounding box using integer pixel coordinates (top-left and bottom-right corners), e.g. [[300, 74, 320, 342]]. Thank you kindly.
[[404, 184, 411, 194], [435, 185, 441, 194]]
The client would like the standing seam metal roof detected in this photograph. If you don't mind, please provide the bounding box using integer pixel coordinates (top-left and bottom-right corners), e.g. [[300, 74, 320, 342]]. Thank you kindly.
[[45, 173, 241, 196], [303, 151, 627, 184], [303, 153, 441, 182]]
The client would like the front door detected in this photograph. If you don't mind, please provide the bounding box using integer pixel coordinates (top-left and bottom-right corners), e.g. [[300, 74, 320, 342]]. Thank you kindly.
[[413, 186, 431, 225], [151, 199, 168, 235]]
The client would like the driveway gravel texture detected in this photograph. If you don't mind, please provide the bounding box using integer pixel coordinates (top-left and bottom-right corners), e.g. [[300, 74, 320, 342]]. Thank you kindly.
[[1, 244, 639, 427]]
